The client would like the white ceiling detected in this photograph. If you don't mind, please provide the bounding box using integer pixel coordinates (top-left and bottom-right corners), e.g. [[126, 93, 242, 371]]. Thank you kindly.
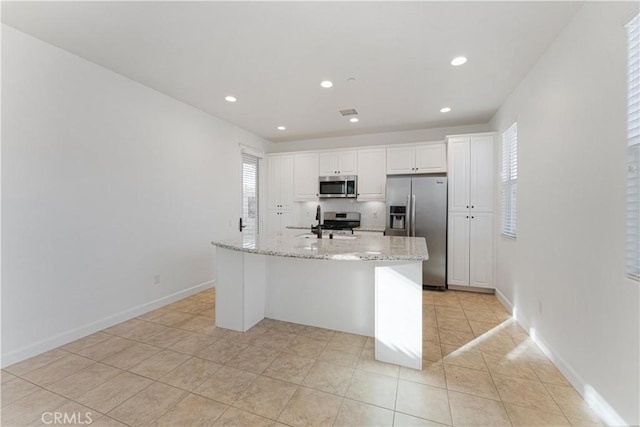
[[2, 1, 582, 142]]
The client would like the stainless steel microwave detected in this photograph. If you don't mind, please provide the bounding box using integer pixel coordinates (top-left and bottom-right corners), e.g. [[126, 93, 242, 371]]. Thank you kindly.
[[319, 175, 357, 198]]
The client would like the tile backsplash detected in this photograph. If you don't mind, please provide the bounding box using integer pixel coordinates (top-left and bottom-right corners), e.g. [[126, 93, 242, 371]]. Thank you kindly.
[[294, 200, 386, 227]]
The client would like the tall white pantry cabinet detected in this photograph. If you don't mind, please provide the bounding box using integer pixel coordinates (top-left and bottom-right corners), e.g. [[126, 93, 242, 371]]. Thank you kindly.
[[446, 134, 495, 289], [266, 155, 294, 234]]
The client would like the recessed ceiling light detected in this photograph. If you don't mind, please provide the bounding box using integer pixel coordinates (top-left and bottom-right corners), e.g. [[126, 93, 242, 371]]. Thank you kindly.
[[349, 117, 359, 123], [440, 107, 451, 113], [225, 95, 237, 102], [450, 56, 467, 66], [320, 80, 333, 88], [277, 126, 286, 131]]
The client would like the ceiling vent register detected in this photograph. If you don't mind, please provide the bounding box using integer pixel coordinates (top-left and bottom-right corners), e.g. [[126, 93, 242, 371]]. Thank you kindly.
[[339, 108, 358, 116]]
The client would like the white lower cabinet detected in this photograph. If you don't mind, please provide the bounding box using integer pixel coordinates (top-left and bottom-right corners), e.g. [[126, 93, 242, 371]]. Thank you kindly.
[[447, 212, 470, 286], [468, 212, 493, 287], [267, 210, 293, 235], [447, 212, 493, 288]]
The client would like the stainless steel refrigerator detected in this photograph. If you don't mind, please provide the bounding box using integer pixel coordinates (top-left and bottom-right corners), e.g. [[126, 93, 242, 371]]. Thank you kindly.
[[385, 175, 447, 288]]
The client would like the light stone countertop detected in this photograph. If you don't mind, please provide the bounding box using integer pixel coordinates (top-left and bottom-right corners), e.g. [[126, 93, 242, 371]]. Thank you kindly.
[[211, 233, 428, 261]]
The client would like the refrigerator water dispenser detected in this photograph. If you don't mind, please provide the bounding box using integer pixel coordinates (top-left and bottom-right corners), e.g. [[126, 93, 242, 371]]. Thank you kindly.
[[389, 206, 406, 230]]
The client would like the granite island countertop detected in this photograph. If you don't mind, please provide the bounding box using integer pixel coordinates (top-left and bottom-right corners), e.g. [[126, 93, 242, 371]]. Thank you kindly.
[[211, 233, 428, 261]]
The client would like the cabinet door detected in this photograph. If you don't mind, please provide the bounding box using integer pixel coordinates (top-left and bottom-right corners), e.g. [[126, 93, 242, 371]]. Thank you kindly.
[[267, 210, 282, 234], [319, 152, 339, 176], [447, 137, 470, 211], [293, 153, 319, 201], [280, 210, 294, 230], [415, 143, 447, 173], [338, 151, 358, 175], [357, 149, 386, 201], [279, 155, 294, 209], [469, 136, 494, 213], [267, 156, 282, 209], [447, 212, 470, 286], [469, 212, 493, 288], [386, 146, 415, 175]]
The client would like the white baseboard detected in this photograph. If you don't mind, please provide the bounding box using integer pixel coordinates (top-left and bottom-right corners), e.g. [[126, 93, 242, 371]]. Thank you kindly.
[[1, 280, 214, 368], [494, 288, 513, 314], [495, 289, 627, 426], [448, 284, 495, 294]]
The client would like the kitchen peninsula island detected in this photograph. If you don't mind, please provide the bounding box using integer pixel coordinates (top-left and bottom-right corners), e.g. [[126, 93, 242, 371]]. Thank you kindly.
[[211, 233, 428, 369]]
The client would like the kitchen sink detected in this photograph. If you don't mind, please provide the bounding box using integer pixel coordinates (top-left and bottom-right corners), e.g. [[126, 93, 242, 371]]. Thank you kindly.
[[297, 233, 357, 240]]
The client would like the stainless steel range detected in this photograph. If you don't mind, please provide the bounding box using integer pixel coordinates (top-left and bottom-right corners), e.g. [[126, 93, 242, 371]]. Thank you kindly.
[[322, 212, 361, 232]]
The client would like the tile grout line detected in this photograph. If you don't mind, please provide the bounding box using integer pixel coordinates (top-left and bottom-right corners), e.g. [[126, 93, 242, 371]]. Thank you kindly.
[[3, 289, 596, 427]]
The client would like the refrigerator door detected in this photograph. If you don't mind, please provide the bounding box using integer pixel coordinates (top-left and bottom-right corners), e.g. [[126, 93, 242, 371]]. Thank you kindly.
[[385, 177, 412, 236], [411, 176, 448, 287]]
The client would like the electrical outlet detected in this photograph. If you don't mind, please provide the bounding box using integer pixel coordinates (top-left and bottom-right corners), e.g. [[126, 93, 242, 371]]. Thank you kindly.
[[154, 275, 161, 285]]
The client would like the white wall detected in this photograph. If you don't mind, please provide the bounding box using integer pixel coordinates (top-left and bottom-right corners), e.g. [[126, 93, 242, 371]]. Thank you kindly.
[[1, 25, 268, 365], [268, 124, 490, 153], [490, 3, 639, 425]]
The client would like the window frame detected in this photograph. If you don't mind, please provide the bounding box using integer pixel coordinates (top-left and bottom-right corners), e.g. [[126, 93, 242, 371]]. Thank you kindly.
[[626, 13, 640, 281], [501, 122, 518, 239], [241, 152, 261, 236]]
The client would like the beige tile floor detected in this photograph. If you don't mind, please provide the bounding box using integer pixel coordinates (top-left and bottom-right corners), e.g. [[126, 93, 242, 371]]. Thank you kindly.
[[1, 289, 603, 427]]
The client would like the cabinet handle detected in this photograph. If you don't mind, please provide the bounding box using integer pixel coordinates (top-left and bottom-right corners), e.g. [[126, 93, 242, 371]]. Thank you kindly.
[[471, 216, 475, 219], [466, 216, 469, 219], [466, 205, 469, 208], [472, 205, 474, 208]]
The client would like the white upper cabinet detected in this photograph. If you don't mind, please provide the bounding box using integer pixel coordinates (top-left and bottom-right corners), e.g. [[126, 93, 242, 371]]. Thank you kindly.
[[356, 148, 386, 201], [447, 135, 493, 212], [386, 146, 415, 174], [267, 155, 294, 210], [386, 142, 446, 175], [469, 136, 494, 212], [293, 152, 319, 201], [447, 138, 471, 212], [415, 144, 447, 173], [319, 151, 357, 176]]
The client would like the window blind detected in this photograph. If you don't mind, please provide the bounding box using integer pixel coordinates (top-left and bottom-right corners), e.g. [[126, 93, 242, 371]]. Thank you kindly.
[[501, 122, 518, 238], [627, 14, 640, 280], [242, 153, 260, 235]]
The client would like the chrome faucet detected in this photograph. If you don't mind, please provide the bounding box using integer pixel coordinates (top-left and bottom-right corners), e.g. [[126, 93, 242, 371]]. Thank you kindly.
[[312, 205, 322, 238]]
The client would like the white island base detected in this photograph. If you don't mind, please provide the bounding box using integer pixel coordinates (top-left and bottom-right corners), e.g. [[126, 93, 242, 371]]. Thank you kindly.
[[216, 247, 423, 370]]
